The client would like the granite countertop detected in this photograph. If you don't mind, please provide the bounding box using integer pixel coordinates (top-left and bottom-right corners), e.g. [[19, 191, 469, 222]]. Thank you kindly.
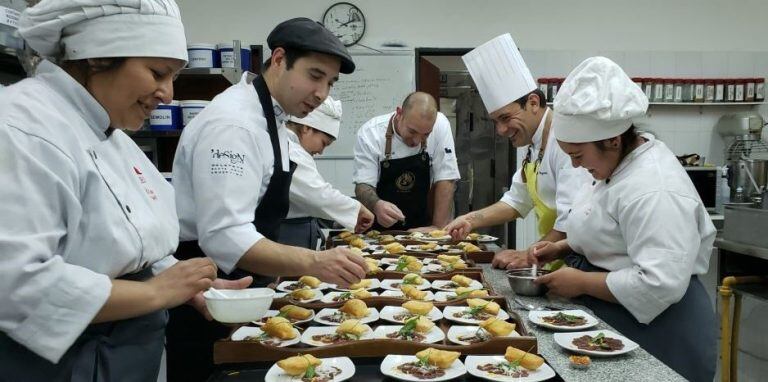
[[480, 264, 687, 382]]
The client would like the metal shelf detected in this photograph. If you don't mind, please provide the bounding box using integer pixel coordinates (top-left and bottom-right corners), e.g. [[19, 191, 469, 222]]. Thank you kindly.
[[177, 67, 242, 85], [128, 130, 182, 138]]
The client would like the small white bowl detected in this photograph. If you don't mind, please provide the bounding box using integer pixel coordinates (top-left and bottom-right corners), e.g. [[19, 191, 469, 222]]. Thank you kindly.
[[203, 288, 274, 323]]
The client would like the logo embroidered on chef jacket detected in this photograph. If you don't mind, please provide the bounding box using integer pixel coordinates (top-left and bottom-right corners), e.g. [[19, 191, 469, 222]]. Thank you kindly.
[[133, 165, 157, 200], [395, 171, 416, 192], [210, 148, 245, 176], [444, 148, 452, 154]]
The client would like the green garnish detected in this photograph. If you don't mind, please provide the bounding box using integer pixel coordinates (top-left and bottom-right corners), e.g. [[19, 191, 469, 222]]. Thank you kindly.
[[467, 303, 489, 316], [589, 332, 612, 349], [553, 312, 583, 323], [398, 316, 419, 337], [396, 257, 409, 272], [417, 351, 431, 367], [303, 364, 316, 378], [338, 291, 352, 300]]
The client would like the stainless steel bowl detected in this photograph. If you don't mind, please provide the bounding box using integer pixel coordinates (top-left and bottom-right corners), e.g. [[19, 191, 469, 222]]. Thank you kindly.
[[506, 268, 549, 296]]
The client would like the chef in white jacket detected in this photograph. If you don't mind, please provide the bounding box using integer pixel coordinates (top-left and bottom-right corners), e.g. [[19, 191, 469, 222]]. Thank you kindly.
[[279, 96, 374, 248], [0, 1, 221, 381], [531, 57, 716, 382], [445, 34, 590, 269]]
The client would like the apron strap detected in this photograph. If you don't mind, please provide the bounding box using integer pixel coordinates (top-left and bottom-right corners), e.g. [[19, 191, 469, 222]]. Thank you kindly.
[[253, 75, 282, 172]]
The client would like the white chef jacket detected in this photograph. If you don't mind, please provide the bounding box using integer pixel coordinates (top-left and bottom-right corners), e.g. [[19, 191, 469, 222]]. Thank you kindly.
[[352, 111, 460, 187], [0, 61, 179, 363], [173, 72, 291, 274], [500, 108, 591, 232], [566, 134, 716, 324], [286, 129, 361, 229]]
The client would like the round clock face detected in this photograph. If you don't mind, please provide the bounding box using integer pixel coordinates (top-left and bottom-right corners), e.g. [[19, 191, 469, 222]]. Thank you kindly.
[[322, 2, 365, 47]]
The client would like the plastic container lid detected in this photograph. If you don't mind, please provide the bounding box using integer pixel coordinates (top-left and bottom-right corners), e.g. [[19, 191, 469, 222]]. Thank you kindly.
[[158, 100, 181, 107], [180, 100, 210, 107], [217, 42, 251, 50], [187, 43, 217, 50]]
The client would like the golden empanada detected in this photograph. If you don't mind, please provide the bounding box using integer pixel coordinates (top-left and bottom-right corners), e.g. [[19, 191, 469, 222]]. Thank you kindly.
[[277, 354, 321, 376], [480, 317, 515, 337], [290, 288, 316, 300], [400, 284, 427, 300], [402, 300, 433, 315], [437, 254, 461, 263], [279, 305, 313, 320], [467, 298, 500, 315], [336, 319, 370, 337], [339, 298, 369, 318], [298, 275, 321, 288], [415, 348, 461, 369], [348, 279, 372, 290], [262, 316, 296, 339], [402, 273, 424, 285], [505, 346, 544, 370], [451, 274, 473, 287]]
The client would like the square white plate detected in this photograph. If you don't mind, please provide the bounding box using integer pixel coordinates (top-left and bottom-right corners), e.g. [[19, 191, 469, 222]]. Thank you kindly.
[[528, 309, 599, 331], [431, 279, 484, 292], [553, 329, 639, 357], [300, 325, 374, 347], [265, 356, 355, 382], [446, 325, 519, 346], [230, 326, 300, 347], [442, 305, 510, 325], [465, 355, 556, 381], [380, 355, 466, 381], [252, 309, 315, 326], [276, 280, 332, 292], [313, 307, 379, 326], [372, 325, 445, 344], [385, 264, 430, 273], [380, 290, 436, 301], [379, 305, 443, 323], [332, 278, 381, 291], [381, 279, 432, 291], [321, 291, 379, 304]]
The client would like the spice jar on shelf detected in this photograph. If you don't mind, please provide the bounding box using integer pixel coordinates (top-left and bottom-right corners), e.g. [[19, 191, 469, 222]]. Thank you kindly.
[[756, 78, 765, 102], [694, 79, 705, 102], [682, 79, 694, 102], [715, 79, 725, 103], [735, 79, 745, 102], [538, 78, 549, 102], [664, 79, 675, 102], [653, 78, 665, 102], [704, 80, 715, 103], [726, 79, 736, 102], [673, 79, 684, 103], [745, 78, 756, 102]]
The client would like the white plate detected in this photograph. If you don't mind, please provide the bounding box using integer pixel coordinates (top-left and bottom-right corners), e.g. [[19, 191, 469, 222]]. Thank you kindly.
[[333, 278, 381, 291], [405, 244, 448, 252], [380, 305, 443, 323], [421, 235, 452, 241], [433, 291, 489, 302], [431, 279, 484, 292], [446, 326, 519, 346], [381, 279, 432, 291], [528, 310, 599, 331], [284, 289, 323, 303], [380, 290, 436, 301], [276, 280, 332, 293], [313, 307, 379, 326], [442, 306, 510, 325], [380, 355, 466, 382], [465, 355, 556, 382], [252, 309, 315, 326], [372, 325, 445, 344], [320, 291, 379, 303], [300, 325, 374, 347], [265, 356, 355, 382], [230, 326, 301, 347], [380, 257, 400, 265], [553, 329, 639, 357]]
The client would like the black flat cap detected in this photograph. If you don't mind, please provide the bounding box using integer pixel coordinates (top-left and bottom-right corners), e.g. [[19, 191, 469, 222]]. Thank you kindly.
[[267, 17, 355, 74]]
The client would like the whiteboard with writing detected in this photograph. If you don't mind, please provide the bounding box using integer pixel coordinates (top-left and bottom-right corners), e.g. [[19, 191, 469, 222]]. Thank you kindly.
[[321, 52, 415, 157]]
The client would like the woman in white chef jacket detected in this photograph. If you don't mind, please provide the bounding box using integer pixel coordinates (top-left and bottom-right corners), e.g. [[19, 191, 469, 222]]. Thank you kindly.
[[279, 96, 374, 248], [532, 57, 716, 382], [0, 1, 224, 381]]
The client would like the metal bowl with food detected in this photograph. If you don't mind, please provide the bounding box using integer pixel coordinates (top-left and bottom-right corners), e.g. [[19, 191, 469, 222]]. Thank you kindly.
[[506, 268, 550, 296]]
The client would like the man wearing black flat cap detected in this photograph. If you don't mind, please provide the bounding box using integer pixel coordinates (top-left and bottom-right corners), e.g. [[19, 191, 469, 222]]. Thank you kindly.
[[167, 18, 363, 381]]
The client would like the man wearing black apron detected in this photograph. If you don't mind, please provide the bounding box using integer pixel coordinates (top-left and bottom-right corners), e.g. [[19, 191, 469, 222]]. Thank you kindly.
[[353, 92, 461, 232], [167, 18, 367, 381]]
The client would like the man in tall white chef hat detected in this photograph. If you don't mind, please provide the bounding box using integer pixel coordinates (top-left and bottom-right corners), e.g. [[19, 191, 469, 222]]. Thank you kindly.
[[0, 0, 228, 381], [445, 33, 590, 268], [279, 96, 375, 248], [531, 56, 716, 382]]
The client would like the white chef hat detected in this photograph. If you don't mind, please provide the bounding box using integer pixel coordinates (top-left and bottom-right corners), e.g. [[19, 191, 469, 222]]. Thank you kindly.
[[288, 96, 342, 139], [18, 0, 188, 62], [462, 33, 536, 114], [553, 56, 648, 143]]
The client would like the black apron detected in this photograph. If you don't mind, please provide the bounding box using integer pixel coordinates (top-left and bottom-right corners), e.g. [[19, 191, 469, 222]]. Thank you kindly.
[[277, 216, 323, 249], [565, 253, 717, 382], [0, 268, 165, 382], [166, 74, 296, 382], [372, 115, 431, 231]]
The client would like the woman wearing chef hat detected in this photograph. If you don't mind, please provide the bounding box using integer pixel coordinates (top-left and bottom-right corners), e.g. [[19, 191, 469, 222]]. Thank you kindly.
[[279, 96, 374, 248], [532, 57, 716, 381], [0, 1, 229, 380]]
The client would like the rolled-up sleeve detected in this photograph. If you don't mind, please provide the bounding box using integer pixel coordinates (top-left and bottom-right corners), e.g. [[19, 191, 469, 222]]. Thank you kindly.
[[191, 125, 267, 274], [499, 169, 533, 218], [0, 128, 111, 363], [606, 191, 701, 324], [352, 123, 380, 187]]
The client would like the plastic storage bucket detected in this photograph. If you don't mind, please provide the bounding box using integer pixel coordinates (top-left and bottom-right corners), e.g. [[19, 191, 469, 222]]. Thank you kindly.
[[217, 43, 251, 71], [149, 101, 181, 130], [180, 100, 209, 127], [187, 43, 218, 68]]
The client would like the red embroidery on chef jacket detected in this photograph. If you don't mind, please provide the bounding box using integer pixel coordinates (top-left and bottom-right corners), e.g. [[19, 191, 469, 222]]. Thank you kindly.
[[133, 165, 157, 200]]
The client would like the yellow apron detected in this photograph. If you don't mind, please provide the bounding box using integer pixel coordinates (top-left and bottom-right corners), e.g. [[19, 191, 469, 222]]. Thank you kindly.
[[522, 112, 564, 271]]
